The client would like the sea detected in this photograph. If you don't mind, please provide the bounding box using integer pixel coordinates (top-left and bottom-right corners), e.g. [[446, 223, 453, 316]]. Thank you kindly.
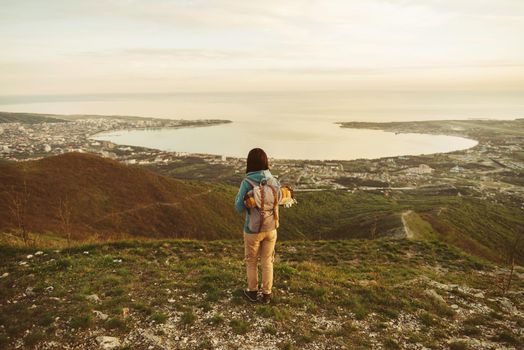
[[1, 91, 522, 160]]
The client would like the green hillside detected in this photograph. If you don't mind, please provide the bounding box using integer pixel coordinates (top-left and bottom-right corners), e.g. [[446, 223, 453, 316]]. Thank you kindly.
[[0, 112, 67, 124], [0, 239, 522, 349], [2, 153, 523, 266], [0, 153, 243, 240], [278, 190, 524, 264]]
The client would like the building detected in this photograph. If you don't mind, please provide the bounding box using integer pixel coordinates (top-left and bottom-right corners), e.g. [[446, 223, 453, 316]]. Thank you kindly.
[[450, 165, 464, 173], [404, 164, 434, 175]]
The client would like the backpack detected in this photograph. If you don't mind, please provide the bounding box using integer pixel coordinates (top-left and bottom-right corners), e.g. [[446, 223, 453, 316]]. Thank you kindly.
[[244, 178, 280, 233]]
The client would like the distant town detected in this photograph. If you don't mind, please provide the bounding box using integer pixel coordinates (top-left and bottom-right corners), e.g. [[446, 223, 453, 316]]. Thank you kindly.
[[1, 112, 523, 210]]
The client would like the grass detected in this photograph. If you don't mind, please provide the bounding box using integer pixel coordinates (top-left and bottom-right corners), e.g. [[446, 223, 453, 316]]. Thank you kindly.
[[181, 309, 196, 325], [151, 312, 168, 324], [383, 337, 400, 349], [105, 317, 127, 330], [0, 238, 521, 349], [229, 319, 249, 334], [2, 151, 523, 268], [207, 313, 224, 325], [449, 341, 469, 350], [70, 314, 92, 329], [491, 330, 523, 347]]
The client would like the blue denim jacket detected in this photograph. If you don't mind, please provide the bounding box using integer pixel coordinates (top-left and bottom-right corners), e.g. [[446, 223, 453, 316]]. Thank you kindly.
[[234, 169, 280, 233]]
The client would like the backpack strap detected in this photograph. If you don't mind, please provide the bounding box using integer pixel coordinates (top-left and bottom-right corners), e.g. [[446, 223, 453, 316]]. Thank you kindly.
[[258, 183, 265, 232], [245, 178, 258, 188], [268, 184, 279, 223]]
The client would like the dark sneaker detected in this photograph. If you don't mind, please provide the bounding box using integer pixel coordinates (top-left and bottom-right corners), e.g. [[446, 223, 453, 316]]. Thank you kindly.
[[261, 293, 271, 304], [243, 289, 258, 302]]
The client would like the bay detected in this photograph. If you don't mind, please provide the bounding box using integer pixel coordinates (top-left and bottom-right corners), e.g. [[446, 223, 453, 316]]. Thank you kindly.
[[93, 120, 478, 160]]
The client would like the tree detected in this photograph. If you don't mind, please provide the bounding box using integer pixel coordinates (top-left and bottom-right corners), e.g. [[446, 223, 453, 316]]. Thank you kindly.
[[58, 196, 73, 249], [499, 229, 523, 295], [370, 215, 378, 240], [6, 179, 30, 246]]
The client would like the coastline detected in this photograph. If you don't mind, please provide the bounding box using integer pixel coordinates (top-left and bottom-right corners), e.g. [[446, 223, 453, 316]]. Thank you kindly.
[[336, 118, 524, 148], [1, 112, 523, 197], [88, 119, 232, 143], [90, 117, 479, 162]]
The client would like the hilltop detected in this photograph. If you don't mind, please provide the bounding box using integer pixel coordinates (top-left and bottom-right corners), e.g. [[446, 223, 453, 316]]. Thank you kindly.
[[0, 239, 522, 349], [0, 153, 242, 241]]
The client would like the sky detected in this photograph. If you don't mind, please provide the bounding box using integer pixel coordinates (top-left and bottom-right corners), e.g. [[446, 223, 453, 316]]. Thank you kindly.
[[1, 0, 524, 95]]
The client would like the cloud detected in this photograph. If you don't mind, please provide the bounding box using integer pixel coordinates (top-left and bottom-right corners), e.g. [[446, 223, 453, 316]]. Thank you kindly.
[[121, 48, 255, 60], [1, 0, 524, 95]]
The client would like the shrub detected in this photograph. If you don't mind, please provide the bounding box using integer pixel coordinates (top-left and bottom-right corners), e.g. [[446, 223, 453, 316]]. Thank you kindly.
[[181, 309, 196, 325], [230, 319, 249, 334]]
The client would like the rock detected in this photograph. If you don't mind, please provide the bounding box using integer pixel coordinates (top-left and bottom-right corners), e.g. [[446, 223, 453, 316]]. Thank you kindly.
[[19, 261, 28, 266], [26, 254, 34, 259], [93, 310, 109, 321], [34, 251, 44, 256], [473, 292, 485, 299], [451, 304, 459, 310], [358, 280, 378, 287], [96, 336, 121, 350], [168, 298, 176, 303], [45, 286, 54, 292], [86, 294, 101, 303], [25, 286, 35, 296], [0, 272, 8, 279], [424, 289, 446, 304], [83, 251, 89, 255], [499, 298, 517, 314], [113, 259, 122, 263]]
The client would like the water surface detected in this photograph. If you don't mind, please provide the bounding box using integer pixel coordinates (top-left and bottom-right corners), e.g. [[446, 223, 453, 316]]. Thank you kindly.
[[93, 120, 477, 160], [3, 90, 516, 159]]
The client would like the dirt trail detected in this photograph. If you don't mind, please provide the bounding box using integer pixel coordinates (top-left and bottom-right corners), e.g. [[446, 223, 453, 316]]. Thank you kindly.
[[401, 210, 415, 239]]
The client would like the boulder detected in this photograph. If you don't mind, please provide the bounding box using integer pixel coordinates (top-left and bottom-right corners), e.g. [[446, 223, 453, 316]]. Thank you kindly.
[[424, 289, 446, 304], [93, 310, 109, 321]]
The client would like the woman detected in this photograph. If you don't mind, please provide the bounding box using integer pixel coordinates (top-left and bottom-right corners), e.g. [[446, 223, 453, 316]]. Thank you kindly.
[[235, 148, 280, 304]]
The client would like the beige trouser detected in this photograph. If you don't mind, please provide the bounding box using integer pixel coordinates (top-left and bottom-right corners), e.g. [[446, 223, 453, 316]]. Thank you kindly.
[[244, 229, 277, 295]]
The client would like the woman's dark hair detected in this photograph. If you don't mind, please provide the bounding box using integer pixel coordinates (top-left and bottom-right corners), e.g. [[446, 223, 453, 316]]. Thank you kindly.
[[246, 148, 269, 173]]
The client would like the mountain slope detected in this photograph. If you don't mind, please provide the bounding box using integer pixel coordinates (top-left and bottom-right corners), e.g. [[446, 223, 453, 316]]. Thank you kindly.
[[0, 239, 522, 349], [0, 153, 242, 240], [1, 153, 522, 266], [279, 190, 524, 264]]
